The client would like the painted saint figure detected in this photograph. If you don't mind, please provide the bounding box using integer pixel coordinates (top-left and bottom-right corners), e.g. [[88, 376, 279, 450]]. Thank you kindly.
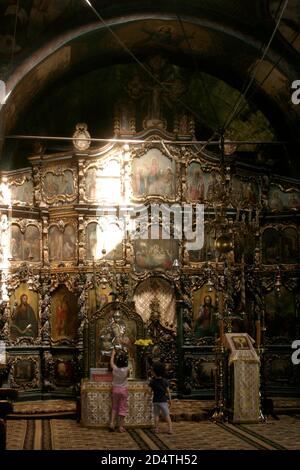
[[11, 294, 38, 339], [147, 157, 160, 193], [188, 167, 205, 201], [194, 295, 217, 337], [62, 171, 74, 195], [86, 167, 97, 200], [55, 295, 69, 338]]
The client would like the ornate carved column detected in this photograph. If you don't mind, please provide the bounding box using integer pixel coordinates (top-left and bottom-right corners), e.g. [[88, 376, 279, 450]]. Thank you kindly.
[[40, 275, 51, 347], [76, 273, 88, 380], [78, 215, 85, 267], [32, 165, 42, 206], [78, 160, 85, 204], [41, 210, 49, 266], [0, 300, 10, 345], [176, 298, 185, 394]]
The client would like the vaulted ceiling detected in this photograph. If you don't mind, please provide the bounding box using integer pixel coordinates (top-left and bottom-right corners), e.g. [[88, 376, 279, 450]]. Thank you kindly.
[[0, 0, 299, 175]]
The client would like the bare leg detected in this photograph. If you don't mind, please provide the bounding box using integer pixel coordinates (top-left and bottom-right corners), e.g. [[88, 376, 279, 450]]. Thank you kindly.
[[154, 414, 160, 432], [118, 415, 126, 432], [110, 410, 117, 430], [165, 414, 173, 433]]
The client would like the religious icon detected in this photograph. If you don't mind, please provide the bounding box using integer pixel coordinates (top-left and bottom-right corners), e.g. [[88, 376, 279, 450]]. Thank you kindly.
[[268, 185, 300, 212], [14, 359, 35, 384], [54, 359, 74, 385], [86, 222, 98, 259], [134, 238, 177, 271], [43, 170, 75, 198], [225, 334, 257, 355], [62, 170, 74, 195], [264, 287, 296, 339], [63, 224, 76, 260], [85, 167, 97, 200], [55, 296, 69, 337], [10, 225, 23, 260], [10, 224, 40, 261], [88, 284, 112, 315], [206, 172, 222, 202], [99, 311, 131, 358], [132, 148, 176, 198], [262, 228, 281, 264], [11, 179, 34, 205], [286, 191, 300, 210], [51, 287, 78, 342], [44, 172, 59, 197], [243, 181, 259, 206], [186, 162, 205, 201], [49, 226, 61, 261], [281, 227, 298, 264], [194, 294, 218, 338], [188, 222, 216, 262], [232, 336, 249, 350], [23, 225, 40, 261], [10, 293, 38, 340], [49, 224, 76, 262], [96, 307, 138, 369]]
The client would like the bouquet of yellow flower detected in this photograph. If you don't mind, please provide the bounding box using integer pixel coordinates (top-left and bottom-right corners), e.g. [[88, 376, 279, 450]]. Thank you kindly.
[[134, 339, 153, 347], [134, 339, 153, 379]]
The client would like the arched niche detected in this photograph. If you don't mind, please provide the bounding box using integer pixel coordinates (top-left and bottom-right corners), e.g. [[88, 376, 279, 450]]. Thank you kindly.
[[133, 276, 176, 331], [87, 302, 144, 370]]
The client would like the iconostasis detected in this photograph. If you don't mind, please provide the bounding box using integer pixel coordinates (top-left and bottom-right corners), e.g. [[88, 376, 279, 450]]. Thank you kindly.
[[0, 121, 299, 398]]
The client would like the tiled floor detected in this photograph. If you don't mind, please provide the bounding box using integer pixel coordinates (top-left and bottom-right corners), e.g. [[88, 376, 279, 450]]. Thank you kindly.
[[6, 415, 300, 450]]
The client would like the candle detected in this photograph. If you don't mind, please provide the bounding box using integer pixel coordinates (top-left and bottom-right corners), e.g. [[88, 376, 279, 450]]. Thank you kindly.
[[255, 320, 261, 348], [241, 255, 245, 309], [219, 319, 224, 345]]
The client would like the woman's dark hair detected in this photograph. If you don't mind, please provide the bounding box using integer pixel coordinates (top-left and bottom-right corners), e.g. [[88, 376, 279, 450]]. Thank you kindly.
[[153, 362, 165, 377], [115, 351, 128, 368]]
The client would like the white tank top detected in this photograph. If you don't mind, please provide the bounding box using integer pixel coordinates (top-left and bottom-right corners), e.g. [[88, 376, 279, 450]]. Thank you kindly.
[[112, 366, 128, 388]]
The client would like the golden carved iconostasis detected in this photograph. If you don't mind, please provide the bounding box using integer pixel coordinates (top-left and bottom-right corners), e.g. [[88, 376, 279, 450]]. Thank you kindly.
[[0, 70, 299, 396]]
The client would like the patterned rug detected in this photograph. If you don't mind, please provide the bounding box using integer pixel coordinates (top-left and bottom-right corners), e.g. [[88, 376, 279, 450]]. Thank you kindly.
[[11, 400, 76, 419], [6, 420, 156, 450], [170, 399, 213, 421], [8, 397, 300, 420], [10, 398, 212, 420], [6, 415, 300, 450]]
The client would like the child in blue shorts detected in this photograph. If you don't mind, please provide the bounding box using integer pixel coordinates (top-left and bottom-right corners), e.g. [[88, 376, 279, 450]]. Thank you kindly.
[[149, 362, 172, 434]]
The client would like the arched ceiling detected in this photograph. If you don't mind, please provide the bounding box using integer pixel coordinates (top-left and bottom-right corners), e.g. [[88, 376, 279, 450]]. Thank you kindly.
[[270, 0, 300, 54], [0, 0, 300, 176]]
